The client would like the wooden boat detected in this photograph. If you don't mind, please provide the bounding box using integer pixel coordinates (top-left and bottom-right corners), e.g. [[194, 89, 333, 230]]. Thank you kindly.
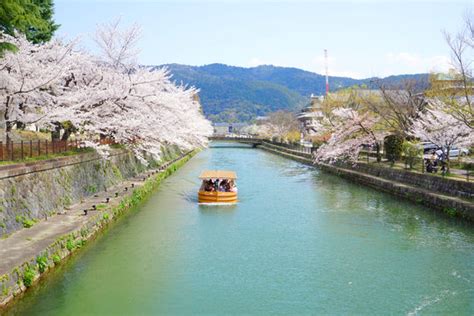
[[198, 170, 238, 204]]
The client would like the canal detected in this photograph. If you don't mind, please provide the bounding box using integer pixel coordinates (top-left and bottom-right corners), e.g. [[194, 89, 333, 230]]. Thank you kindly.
[[5, 144, 474, 315]]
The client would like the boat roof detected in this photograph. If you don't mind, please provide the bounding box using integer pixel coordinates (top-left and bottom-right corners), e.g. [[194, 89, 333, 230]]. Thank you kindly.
[[199, 170, 237, 180]]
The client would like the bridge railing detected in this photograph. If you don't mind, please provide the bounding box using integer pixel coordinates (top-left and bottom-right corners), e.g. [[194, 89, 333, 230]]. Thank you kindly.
[[209, 136, 316, 155], [209, 136, 264, 142]]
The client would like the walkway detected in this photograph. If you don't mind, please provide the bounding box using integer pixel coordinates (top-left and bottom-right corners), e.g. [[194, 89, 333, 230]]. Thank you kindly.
[[0, 167, 159, 276]]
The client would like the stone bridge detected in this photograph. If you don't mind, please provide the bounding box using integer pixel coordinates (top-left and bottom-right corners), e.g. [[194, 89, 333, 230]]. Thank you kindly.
[[208, 136, 263, 147]]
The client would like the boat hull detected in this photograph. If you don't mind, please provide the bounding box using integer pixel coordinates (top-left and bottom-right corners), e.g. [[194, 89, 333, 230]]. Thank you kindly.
[[198, 191, 238, 204]]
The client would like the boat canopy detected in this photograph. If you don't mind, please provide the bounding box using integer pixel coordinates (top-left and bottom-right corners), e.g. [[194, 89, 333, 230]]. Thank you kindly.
[[199, 170, 237, 180]]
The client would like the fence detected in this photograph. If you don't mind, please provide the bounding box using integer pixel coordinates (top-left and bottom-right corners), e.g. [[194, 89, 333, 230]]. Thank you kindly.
[[0, 138, 114, 162], [359, 150, 474, 182], [265, 141, 315, 154]]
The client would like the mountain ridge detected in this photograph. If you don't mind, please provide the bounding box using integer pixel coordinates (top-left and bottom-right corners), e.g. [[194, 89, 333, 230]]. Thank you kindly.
[[151, 63, 429, 122]]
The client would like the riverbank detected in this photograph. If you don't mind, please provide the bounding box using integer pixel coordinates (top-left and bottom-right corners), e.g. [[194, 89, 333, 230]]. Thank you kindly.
[[259, 142, 474, 221], [0, 150, 196, 308]]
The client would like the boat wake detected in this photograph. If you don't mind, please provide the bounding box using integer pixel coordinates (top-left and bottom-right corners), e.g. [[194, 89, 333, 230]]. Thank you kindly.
[[406, 289, 455, 316]]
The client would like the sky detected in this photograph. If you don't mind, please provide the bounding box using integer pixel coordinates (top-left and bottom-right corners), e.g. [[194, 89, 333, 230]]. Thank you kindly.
[[54, 0, 473, 79]]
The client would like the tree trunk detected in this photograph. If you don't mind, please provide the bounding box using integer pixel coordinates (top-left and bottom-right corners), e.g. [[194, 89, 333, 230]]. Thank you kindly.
[[16, 122, 25, 130], [4, 96, 11, 144], [51, 123, 61, 141], [61, 127, 72, 141], [446, 148, 450, 174], [4, 120, 13, 160], [376, 142, 381, 163]]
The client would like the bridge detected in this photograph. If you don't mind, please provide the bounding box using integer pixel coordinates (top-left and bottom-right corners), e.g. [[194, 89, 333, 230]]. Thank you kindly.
[[208, 136, 263, 148]]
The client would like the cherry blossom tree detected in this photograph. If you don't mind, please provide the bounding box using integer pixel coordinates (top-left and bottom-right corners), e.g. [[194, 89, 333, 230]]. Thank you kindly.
[[440, 12, 473, 129], [70, 20, 212, 162], [1, 19, 213, 163], [314, 108, 386, 164], [0, 33, 76, 143], [410, 99, 473, 173]]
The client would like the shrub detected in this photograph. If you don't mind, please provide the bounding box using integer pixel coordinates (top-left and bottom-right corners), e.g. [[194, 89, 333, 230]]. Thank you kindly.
[[36, 255, 48, 273], [22, 267, 36, 288], [80, 228, 89, 238], [85, 184, 97, 194], [402, 141, 422, 169], [52, 254, 61, 265], [15, 215, 36, 228], [66, 238, 75, 251], [23, 219, 35, 228], [444, 207, 458, 217], [384, 134, 404, 164]]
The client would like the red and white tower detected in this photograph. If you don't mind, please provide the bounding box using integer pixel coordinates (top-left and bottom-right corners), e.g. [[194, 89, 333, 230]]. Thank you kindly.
[[324, 49, 329, 95]]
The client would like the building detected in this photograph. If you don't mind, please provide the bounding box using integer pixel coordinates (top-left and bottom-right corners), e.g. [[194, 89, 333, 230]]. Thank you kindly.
[[297, 94, 325, 137], [212, 122, 248, 136], [428, 70, 474, 97]]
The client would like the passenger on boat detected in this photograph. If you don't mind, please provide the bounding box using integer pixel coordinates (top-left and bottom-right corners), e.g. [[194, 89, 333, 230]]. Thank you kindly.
[[202, 178, 237, 193], [204, 179, 214, 192], [229, 180, 237, 193], [219, 179, 228, 192]]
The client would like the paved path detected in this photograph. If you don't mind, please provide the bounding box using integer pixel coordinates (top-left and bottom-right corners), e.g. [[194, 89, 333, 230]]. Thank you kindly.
[[0, 168, 157, 276]]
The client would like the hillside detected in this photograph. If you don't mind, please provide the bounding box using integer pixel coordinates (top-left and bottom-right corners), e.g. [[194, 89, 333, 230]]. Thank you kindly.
[[152, 63, 429, 122]]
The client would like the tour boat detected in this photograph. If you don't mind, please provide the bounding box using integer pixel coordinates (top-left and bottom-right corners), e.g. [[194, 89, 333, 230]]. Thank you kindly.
[[198, 170, 238, 204]]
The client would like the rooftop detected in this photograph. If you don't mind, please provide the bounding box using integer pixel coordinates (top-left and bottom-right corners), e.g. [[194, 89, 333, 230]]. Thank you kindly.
[[199, 170, 238, 180]]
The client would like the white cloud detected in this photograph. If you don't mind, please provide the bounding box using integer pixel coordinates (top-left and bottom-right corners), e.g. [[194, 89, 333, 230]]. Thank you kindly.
[[244, 52, 451, 79], [385, 52, 452, 74]]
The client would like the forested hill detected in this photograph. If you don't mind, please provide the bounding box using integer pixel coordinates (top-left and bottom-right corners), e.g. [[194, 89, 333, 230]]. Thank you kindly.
[[152, 63, 428, 122]]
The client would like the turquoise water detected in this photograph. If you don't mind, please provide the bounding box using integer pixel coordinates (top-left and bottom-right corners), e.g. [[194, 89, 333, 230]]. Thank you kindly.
[[4, 144, 474, 315]]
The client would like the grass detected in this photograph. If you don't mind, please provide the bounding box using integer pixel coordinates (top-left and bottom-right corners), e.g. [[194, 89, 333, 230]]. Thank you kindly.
[[96, 204, 107, 210]]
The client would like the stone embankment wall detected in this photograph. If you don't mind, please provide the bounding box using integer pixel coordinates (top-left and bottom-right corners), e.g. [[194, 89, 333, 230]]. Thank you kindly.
[[259, 142, 474, 221], [0, 147, 181, 236], [344, 162, 473, 199], [0, 150, 195, 308]]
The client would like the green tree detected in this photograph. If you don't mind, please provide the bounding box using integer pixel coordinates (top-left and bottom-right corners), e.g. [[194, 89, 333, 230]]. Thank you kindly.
[[384, 134, 404, 165], [0, 0, 59, 52], [27, 0, 59, 43]]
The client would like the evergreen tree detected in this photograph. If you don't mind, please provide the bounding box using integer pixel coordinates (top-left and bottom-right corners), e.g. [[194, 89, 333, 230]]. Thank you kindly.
[[27, 0, 59, 43], [0, 0, 59, 53]]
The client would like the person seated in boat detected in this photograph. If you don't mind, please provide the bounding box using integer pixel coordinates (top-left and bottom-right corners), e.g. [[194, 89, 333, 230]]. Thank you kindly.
[[224, 181, 231, 192], [229, 180, 237, 193], [204, 179, 214, 192], [218, 179, 228, 192]]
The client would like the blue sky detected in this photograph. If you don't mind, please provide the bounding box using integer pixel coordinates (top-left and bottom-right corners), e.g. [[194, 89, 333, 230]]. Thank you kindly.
[[55, 0, 472, 78]]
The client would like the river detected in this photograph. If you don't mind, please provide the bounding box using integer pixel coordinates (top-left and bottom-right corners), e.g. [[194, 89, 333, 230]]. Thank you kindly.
[[4, 143, 474, 315]]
